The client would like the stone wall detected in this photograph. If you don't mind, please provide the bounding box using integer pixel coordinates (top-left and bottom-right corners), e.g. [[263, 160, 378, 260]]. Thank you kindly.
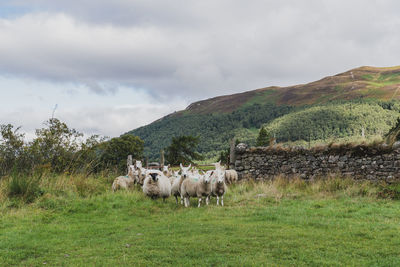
[[234, 143, 400, 182]]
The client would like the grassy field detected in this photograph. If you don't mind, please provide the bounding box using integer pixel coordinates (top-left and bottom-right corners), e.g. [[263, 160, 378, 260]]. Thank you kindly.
[[1, 175, 400, 266]]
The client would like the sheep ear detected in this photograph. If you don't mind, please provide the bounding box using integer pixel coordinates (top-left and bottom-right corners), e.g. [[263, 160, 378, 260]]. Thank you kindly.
[[188, 164, 191, 169], [180, 163, 183, 169], [218, 160, 221, 164]]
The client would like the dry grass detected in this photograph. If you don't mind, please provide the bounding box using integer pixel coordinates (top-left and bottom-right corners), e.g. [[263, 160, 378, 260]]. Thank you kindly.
[[230, 175, 380, 206], [0, 172, 114, 211]]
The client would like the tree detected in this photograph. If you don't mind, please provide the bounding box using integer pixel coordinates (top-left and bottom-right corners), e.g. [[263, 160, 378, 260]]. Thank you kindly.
[[256, 127, 270, 147], [386, 117, 400, 145], [165, 135, 204, 165], [0, 124, 26, 175], [29, 118, 83, 173], [99, 135, 144, 172]]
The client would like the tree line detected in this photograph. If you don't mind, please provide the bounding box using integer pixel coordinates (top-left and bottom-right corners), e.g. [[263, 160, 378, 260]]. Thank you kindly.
[[0, 118, 143, 177], [129, 99, 400, 161]]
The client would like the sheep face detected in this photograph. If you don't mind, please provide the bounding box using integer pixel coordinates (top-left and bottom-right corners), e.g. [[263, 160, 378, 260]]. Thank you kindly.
[[162, 165, 169, 172], [216, 170, 225, 184], [172, 171, 181, 180], [150, 173, 159, 182], [204, 171, 213, 184], [180, 163, 191, 179], [135, 160, 143, 169]]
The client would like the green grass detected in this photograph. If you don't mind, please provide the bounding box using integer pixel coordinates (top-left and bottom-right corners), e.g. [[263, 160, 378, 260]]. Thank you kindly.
[[1, 176, 400, 266], [242, 89, 279, 107]]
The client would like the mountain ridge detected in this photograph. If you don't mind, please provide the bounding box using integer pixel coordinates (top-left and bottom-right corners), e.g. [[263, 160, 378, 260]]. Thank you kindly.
[[128, 65, 400, 161], [180, 65, 400, 114]]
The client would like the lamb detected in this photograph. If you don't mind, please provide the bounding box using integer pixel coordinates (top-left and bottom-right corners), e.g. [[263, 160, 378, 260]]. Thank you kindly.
[[211, 169, 227, 206], [112, 165, 137, 192], [225, 169, 238, 184], [142, 171, 171, 201], [180, 170, 212, 208]]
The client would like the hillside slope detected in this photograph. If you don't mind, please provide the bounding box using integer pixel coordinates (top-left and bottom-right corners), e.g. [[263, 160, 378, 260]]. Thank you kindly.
[[183, 66, 400, 114], [128, 66, 400, 161]]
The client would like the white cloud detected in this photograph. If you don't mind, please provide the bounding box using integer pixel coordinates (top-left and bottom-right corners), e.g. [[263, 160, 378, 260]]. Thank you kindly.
[[0, 77, 187, 138]]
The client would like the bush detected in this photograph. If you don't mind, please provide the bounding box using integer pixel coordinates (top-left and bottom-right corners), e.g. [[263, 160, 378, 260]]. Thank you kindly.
[[0, 119, 144, 176]]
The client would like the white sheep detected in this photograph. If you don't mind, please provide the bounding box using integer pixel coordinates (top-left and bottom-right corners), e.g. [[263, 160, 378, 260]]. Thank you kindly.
[[135, 167, 147, 186], [180, 170, 212, 208], [170, 171, 183, 204], [135, 160, 143, 169], [206, 161, 224, 176], [172, 164, 191, 205], [142, 171, 171, 201], [211, 169, 227, 206], [112, 165, 137, 192], [225, 169, 238, 184]]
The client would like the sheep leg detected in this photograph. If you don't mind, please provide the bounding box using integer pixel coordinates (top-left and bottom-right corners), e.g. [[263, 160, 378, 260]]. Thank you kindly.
[[216, 196, 220, 206], [221, 196, 224, 206], [184, 197, 189, 207], [175, 195, 178, 205], [206, 196, 209, 205], [198, 197, 202, 208]]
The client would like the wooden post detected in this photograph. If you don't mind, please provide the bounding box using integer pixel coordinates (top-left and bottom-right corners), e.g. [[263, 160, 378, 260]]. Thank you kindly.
[[127, 155, 132, 173], [229, 138, 236, 170], [160, 149, 165, 169]]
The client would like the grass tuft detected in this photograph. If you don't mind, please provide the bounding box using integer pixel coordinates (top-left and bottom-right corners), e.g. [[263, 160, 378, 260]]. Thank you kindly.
[[7, 173, 43, 204]]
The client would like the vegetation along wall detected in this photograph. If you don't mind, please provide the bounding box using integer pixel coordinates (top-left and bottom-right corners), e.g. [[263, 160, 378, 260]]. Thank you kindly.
[[234, 143, 400, 182]]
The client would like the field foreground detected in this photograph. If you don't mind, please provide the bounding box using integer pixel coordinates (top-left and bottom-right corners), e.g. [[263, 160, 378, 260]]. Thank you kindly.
[[1, 176, 400, 266]]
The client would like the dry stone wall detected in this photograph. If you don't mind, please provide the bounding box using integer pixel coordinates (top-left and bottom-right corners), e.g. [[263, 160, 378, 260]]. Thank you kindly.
[[234, 143, 400, 182]]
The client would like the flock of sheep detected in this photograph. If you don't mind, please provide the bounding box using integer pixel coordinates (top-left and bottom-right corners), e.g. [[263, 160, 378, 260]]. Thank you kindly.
[[112, 160, 238, 207]]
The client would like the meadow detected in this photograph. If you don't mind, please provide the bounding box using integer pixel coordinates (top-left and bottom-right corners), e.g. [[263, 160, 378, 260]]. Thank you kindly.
[[1, 174, 400, 266]]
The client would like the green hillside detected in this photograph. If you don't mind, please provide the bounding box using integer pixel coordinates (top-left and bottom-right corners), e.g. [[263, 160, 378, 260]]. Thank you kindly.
[[127, 66, 400, 161]]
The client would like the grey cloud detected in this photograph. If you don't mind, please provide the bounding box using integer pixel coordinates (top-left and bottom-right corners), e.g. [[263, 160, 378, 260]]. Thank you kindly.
[[0, 1, 400, 100]]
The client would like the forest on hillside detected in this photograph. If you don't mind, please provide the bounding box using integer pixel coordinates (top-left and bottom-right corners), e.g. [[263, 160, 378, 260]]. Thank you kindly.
[[128, 100, 400, 161]]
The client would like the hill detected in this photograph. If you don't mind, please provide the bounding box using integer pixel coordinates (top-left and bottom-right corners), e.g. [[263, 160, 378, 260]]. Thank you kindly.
[[127, 66, 400, 161]]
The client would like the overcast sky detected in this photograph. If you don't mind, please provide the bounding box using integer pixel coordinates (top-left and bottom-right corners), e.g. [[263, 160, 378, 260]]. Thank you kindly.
[[0, 0, 399, 139]]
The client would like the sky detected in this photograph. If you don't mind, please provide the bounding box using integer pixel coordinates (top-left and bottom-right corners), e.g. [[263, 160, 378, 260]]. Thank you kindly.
[[0, 0, 399, 139]]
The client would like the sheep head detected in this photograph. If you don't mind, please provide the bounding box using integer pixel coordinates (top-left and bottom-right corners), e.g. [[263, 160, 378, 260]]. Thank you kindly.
[[180, 163, 191, 178], [203, 171, 213, 184], [216, 170, 225, 184], [149, 173, 159, 182], [135, 160, 143, 169]]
